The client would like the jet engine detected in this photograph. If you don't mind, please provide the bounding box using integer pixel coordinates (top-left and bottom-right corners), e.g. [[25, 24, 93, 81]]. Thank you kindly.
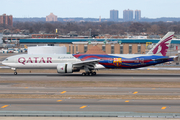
[[57, 63, 80, 73]]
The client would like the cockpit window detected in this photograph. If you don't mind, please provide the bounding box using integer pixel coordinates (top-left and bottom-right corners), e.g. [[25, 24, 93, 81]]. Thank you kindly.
[[5, 59, 8, 61]]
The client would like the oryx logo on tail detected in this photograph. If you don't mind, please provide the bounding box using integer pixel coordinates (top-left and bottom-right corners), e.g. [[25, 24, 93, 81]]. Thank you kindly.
[[147, 32, 174, 56], [152, 35, 173, 56]]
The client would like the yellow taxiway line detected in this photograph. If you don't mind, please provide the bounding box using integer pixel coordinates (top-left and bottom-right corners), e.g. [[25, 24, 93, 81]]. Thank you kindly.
[[61, 91, 66, 94], [161, 107, 166, 110], [1, 105, 8, 108], [133, 91, 138, 94], [80, 106, 87, 109]]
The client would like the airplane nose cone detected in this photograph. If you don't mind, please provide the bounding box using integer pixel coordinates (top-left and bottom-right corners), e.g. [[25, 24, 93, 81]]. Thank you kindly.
[[2, 60, 7, 66], [2, 60, 5, 65]]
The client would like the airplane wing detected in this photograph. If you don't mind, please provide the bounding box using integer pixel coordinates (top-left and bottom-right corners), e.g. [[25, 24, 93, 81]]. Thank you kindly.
[[73, 59, 101, 70]]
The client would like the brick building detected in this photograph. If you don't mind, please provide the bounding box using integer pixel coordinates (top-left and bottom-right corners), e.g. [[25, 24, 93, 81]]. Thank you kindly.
[[61, 43, 145, 54], [31, 34, 57, 38], [46, 13, 57, 22], [0, 14, 13, 27]]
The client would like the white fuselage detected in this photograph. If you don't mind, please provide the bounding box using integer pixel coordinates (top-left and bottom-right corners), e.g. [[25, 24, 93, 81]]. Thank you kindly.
[[2, 54, 156, 69], [2, 54, 81, 69]]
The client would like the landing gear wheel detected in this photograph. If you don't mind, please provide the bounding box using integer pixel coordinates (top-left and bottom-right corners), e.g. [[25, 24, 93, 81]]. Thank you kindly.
[[82, 72, 86, 76], [89, 72, 93, 76], [14, 72, 17, 75], [86, 72, 90, 76], [92, 72, 96, 75]]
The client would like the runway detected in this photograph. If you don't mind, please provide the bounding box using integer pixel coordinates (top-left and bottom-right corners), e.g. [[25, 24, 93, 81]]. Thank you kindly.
[[0, 73, 179, 114], [0, 73, 180, 82], [0, 73, 180, 77], [0, 87, 180, 96], [0, 99, 180, 113]]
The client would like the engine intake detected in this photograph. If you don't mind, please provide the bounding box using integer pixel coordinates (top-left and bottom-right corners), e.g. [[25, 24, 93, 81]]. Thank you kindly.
[[57, 63, 80, 73], [57, 63, 73, 73]]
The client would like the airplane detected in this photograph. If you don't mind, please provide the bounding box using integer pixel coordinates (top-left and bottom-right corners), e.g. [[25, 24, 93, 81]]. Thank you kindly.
[[2, 32, 175, 76]]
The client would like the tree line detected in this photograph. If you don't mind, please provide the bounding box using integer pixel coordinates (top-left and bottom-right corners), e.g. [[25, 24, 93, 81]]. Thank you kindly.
[[1, 21, 180, 36]]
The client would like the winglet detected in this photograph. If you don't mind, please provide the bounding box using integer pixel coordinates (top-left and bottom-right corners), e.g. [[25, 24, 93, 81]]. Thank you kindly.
[[147, 32, 174, 56]]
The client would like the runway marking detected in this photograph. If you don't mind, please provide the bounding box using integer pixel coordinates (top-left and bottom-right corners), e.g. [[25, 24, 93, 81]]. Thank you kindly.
[[80, 106, 86, 109], [57, 100, 62, 102], [161, 107, 166, 110], [1, 105, 8, 108], [133, 91, 138, 94], [152, 88, 156, 90], [125, 100, 129, 102], [61, 91, 66, 94]]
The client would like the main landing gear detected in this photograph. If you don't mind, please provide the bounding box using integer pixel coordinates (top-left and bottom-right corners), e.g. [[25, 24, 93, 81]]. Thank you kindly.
[[82, 71, 96, 76]]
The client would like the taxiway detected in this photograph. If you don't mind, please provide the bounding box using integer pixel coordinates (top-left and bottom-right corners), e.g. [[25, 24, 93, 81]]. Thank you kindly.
[[0, 73, 179, 114]]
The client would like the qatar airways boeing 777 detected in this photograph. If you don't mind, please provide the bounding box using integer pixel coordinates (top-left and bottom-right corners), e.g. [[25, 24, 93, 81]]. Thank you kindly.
[[2, 32, 175, 75]]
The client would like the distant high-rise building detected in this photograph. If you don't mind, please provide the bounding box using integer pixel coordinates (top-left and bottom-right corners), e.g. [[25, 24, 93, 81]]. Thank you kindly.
[[123, 9, 133, 21], [46, 13, 57, 22], [135, 10, 141, 21], [110, 10, 119, 21], [0, 14, 13, 27]]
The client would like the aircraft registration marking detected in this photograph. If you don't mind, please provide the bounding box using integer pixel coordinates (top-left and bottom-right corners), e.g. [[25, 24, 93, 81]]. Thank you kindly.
[[125, 100, 129, 102], [161, 107, 166, 110], [1, 105, 8, 108], [61, 91, 66, 94], [80, 106, 87, 109], [57, 100, 62, 102], [133, 91, 138, 94]]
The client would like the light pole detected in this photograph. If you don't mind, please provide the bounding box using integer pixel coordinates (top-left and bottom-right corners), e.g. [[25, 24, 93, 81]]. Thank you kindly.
[[55, 28, 58, 38], [89, 28, 92, 38]]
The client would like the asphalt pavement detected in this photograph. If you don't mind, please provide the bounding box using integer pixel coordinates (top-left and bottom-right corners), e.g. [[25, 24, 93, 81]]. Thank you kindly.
[[0, 73, 179, 114]]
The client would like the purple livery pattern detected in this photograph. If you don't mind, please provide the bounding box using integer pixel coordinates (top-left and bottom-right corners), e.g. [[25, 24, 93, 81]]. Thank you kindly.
[[152, 35, 174, 56]]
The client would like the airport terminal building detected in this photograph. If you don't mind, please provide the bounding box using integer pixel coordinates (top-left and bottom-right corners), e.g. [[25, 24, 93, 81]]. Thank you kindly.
[[62, 43, 145, 54], [19, 38, 180, 55]]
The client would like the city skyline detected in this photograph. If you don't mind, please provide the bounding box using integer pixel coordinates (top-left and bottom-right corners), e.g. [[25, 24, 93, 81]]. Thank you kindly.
[[110, 10, 118, 21], [123, 9, 133, 21], [0, 0, 180, 18], [135, 10, 141, 21]]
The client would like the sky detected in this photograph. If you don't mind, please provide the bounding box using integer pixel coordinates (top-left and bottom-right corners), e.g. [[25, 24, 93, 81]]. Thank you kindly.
[[0, 0, 180, 18]]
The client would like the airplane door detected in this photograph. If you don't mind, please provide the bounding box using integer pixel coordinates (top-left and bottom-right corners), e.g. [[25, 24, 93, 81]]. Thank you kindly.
[[108, 58, 112, 63], [140, 58, 144, 64]]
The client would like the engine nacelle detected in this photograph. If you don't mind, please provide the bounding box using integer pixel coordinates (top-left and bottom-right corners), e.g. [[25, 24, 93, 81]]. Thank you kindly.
[[57, 63, 73, 73]]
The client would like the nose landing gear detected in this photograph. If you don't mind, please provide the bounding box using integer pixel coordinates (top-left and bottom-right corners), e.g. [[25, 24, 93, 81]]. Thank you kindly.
[[14, 71, 17, 75], [11, 68, 17, 75]]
